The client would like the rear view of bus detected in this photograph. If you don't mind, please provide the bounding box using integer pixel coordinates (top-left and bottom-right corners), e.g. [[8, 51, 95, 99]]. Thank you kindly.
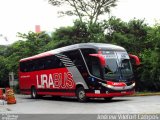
[[19, 43, 140, 102]]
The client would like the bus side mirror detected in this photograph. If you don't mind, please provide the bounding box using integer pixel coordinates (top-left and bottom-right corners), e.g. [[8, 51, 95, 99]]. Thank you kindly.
[[89, 54, 106, 67], [129, 54, 140, 66]]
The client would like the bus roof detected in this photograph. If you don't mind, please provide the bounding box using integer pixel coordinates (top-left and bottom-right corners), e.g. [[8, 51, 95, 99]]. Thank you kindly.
[[20, 43, 125, 62]]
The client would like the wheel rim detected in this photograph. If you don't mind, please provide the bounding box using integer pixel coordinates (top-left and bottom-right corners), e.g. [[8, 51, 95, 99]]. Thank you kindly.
[[79, 90, 85, 100]]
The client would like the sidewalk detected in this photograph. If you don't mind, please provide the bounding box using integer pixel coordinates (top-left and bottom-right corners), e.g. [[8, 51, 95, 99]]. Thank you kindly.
[[0, 105, 10, 113], [0, 100, 10, 113], [132, 92, 160, 96]]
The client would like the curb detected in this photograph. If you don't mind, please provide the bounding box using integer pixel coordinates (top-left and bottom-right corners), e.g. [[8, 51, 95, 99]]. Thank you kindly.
[[131, 92, 160, 97]]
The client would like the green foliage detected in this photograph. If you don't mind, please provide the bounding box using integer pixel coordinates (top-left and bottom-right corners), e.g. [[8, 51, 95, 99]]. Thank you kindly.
[[0, 56, 9, 87], [141, 24, 160, 91], [50, 20, 105, 48], [0, 32, 51, 87], [103, 17, 160, 91], [104, 17, 149, 54], [0, 45, 7, 56]]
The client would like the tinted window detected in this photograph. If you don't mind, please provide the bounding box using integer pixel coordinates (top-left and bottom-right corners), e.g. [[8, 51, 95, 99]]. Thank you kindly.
[[81, 49, 102, 78], [62, 50, 87, 76], [90, 57, 101, 78], [20, 55, 64, 72], [62, 50, 85, 68]]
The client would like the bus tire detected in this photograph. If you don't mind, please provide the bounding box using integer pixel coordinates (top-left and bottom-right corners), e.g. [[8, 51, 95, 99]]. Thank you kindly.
[[104, 97, 113, 101], [76, 87, 87, 102], [31, 87, 38, 99]]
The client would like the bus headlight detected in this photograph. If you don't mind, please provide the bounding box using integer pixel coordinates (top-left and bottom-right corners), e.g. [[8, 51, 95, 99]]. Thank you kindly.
[[99, 82, 135, 90]]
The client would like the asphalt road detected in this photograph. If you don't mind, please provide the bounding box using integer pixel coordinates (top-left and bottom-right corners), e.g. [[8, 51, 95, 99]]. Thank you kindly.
[[0, 95, 160, 120], [1, 94, 160, 114]]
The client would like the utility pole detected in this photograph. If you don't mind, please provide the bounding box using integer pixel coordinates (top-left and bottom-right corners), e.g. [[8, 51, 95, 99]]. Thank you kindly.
[[9, 72, 14, 88]]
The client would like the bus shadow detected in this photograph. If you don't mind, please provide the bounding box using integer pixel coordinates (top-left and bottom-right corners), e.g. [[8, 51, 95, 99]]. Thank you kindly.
[[88, 98, 131, 103]]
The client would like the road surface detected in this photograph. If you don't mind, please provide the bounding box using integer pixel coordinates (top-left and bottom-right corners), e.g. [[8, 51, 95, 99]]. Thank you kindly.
[[0, 95, 160, 114], [1, 95, 160, 120]]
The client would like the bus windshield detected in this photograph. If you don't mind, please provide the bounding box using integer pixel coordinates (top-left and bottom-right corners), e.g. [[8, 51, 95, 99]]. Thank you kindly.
[[120, 59, 133, 77], [102, 51, 133, 81]]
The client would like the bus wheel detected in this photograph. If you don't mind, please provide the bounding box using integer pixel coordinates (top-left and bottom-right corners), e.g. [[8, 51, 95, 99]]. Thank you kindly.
[[76, 87, 87, 102], [104, 97, 113, 101], [31, 87, 38, 99]]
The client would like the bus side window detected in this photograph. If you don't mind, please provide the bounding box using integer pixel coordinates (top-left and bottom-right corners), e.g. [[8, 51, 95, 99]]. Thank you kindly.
[[20, 62, 26, 72], [38, 60, 45, 70], [25, 61, 32, 72], [62, 50, 86, 72], [20, 55, 66, 72], [45, 59, 52, 69], [54, 56, 64, 68], [43, 55, 65, 69], [81, 49, 102, 78], [90, 57, 101, 78]]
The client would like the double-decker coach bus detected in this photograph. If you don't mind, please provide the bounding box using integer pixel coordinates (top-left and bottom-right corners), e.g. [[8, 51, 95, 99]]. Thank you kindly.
[[19, 43, 140, 102]]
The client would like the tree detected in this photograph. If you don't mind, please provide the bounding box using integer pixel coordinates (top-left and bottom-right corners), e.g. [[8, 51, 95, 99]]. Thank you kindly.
[[141, 23, 160, 91], [48, 20, 105, 48], [103, 17, 149, 54], [0, 32, 52, 86], [0, 56, 9, 87], [48, 0, 118, 25], [0, 45, 7, 56], [17, 31, 52, 54]]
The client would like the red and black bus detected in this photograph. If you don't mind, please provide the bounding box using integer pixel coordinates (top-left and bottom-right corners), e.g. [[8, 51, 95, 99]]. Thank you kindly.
[[19, 43, 140, 102]]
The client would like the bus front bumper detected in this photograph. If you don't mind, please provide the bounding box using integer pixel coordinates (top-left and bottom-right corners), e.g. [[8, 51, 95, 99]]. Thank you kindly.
[[86, 90, 135, 98]]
